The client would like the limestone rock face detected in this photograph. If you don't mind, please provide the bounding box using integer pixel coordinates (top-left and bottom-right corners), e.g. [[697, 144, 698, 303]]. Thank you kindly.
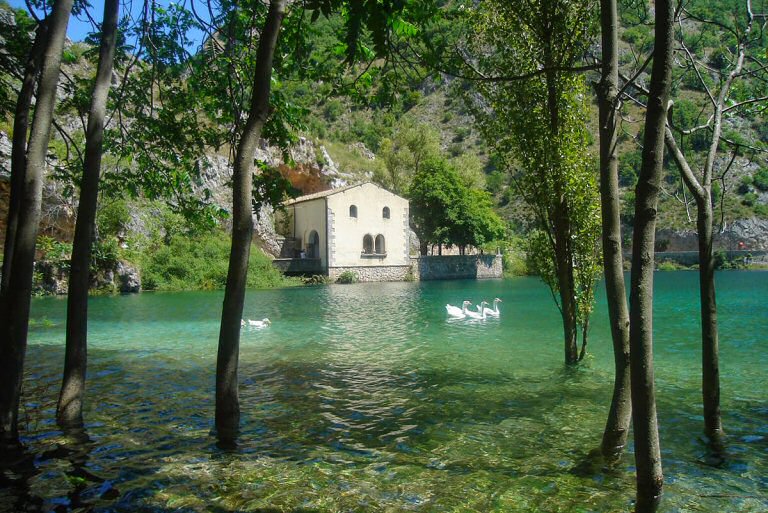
[[656, 217, 768, 252], [116, 260, 141, 293], [33, 261, 69, 295], [720, 218, 768, 251]]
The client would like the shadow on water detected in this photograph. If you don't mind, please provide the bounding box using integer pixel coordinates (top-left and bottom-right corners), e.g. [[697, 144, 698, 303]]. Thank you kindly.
[[0, 445, 44, 513], [0, 427, 118, 513]]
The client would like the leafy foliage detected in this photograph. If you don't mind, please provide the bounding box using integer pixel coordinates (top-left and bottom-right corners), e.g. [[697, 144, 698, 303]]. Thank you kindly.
[[0, 1, 38, 118], [137, 229, 295, 291], [409, 157, 505, 252], [335, 270, 358, 284], [464, 0, 602, 345]]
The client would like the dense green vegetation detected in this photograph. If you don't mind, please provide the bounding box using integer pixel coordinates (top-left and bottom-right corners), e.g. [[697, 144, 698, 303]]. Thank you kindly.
[[0, 0, 766, 511], [136, 231, 295, 291], [98, 200, 296, 291]]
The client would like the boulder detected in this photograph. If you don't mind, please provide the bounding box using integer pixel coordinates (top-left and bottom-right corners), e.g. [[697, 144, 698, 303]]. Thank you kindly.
[[116, 260, 141, 293]]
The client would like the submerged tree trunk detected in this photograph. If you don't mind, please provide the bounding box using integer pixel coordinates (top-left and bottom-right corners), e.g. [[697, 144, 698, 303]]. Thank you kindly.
[[554, 217, 579, 364], [56, 0, 120, 429], [216, 0, 286, 446], [696, 198, 722, 449], [0, 0, 73, 447], [665, 130, 724, 452], [597, 0, 632, 463], [544, 49, 579, 365], [629, 0, 673, 510], [0, 22, 48, 297]]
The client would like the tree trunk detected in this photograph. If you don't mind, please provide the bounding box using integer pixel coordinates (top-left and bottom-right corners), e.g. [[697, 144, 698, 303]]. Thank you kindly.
[[629, 0, 673, 510], [554, 224, 579, 364], [597, 0, 632, 463], [696, 197, 723, 449], [0, 21, 48, 297], [664, 129, 726, 456], [56, 0, 120, 429], [215, 0, 286, 446], [0, 0, 73, 447], [544, 42, 578, 365]]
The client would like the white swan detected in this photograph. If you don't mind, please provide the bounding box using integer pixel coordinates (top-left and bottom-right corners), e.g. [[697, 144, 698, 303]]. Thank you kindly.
[[242, 318, 271, 328], [446, 300, 472, 318], [466, 301, 489, 320], [480, 298, 502, 317]]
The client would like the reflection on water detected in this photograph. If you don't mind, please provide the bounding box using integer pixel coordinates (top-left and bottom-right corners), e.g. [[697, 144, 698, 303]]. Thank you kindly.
[[2, 273, 767, 512]]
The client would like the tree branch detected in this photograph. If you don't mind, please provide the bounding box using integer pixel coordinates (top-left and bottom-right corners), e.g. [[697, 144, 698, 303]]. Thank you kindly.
[[723, 96, 768, 113]]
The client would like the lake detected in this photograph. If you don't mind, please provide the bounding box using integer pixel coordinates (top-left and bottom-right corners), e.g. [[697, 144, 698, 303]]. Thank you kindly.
[[3, 271, 767, 512]]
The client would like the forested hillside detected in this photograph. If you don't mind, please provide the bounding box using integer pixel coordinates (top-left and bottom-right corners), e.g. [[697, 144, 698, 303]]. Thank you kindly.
[[1, 0, 767, 291]]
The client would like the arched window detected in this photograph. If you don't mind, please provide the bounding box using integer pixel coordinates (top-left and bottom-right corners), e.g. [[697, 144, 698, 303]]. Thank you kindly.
[[349, 205, 358, 218], [362, 234, 374, 254], [375, 234, 385, 254], [382, 206, 390, 219]]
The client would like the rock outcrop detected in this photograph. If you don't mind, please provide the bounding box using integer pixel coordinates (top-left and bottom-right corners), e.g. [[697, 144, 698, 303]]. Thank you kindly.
[[116, 260, 141, 293], [656, 217, 768, 252]]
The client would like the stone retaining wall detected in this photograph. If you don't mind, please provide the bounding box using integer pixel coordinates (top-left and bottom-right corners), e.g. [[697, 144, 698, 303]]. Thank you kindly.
[[412, 255, 502, 281], [328, 265, 412, 282], [299, 255, 503, 282]]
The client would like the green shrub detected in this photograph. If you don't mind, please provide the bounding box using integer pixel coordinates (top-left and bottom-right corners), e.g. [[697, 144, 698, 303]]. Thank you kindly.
[[502, 250, 529, 277], [738, 175, 753, 194], [712, 249, 737, 270], [92, 236, 120, 271], [619, 150, 642, 187], [742, 192, 758, 207], [97, 199, 131, 237], [336, 270, 358, 284], [137, 230, 297, 291], [753, 168, 768, 192], [657, 260, 685, 271], [754, 203, 768, 218], [37, 236, 72, 264], [303, 274, 331, 285]]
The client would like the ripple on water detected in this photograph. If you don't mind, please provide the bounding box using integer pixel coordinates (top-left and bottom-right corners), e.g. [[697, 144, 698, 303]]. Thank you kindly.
[[8, 274, 768, 512]]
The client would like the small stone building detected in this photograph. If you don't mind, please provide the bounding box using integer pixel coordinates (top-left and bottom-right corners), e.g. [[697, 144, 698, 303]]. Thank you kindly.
[[274, 183, 412, 281]]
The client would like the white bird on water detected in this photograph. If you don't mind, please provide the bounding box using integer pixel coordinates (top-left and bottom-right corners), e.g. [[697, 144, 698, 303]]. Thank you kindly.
[[241, 318, 271, 328], [466, 301, 489, 320], [446, 300, 472, 318], [479, 298, 502, 317]]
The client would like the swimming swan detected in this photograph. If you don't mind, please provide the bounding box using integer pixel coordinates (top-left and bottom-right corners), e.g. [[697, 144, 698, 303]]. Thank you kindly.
[[242, 318, 271, 328], [446, 300, 472, 318], [480, 298, 502, 317], [466, 301, 489, 320]]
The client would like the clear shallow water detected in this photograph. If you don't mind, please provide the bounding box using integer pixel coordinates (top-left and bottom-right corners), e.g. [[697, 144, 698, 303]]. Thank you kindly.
[[2, 271, 767, 512]]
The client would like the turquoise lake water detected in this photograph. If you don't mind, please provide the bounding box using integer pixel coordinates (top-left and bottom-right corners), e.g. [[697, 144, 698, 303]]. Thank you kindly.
[[2, 271, 767, 512]]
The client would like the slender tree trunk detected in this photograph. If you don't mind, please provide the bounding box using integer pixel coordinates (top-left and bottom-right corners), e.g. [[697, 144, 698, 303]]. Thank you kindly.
[[544, 41, 578, 365], [0, 0, 73, 447], [597, 0, 632, 463], [578, 317, 589, 361], [215, 0, 286, 446], [664, 129, 725, 455], [1, 22, 48, 297], [56, 0, 120, 429], [554, 220, 579, 364], [629, 0, 674, 510], [697, 198, 723, 448]]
